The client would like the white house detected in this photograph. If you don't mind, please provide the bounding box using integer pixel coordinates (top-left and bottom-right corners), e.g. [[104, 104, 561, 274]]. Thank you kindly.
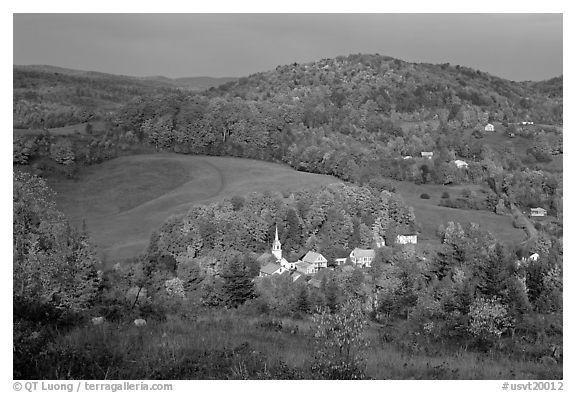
[[349, 248, 376, 268], [334, 257, 347, 266], [259, 262, 284, 277], [484, 123, 495, 132], [453, 159, 469, 169], [403, 156, 413, 160], [421, 151, 434, 159], [529, 253, 540, 262], [530, 207, 547, 217], [396, 234, 417, 245], [295, 261, 315, 275], [301, 251, 328, 272], [521, 121, 534, 125]]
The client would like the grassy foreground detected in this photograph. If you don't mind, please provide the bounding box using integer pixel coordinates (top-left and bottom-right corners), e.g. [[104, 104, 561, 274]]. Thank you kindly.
[[17, 307, 560, 380]]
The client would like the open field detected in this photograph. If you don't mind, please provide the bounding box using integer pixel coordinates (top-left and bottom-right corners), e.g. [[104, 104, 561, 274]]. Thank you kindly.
[[393, 181, 526, 245], [48, 153, 339, 263]]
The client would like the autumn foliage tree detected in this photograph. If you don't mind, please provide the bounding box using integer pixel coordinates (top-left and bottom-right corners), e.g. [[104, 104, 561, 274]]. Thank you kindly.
[[13, 171, 101, 312]]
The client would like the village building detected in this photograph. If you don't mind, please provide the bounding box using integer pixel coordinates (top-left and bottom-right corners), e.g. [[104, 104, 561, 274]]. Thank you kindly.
[[301, 251, 328, 272], [271, 225, 296, 270], [396, 234, 417, 245], [373, 235, 386, 248], [403, 155, 413, 160], [260, 226, 295, 276], [349, 248, 375, 268], [420, 151, 434, 159], [295, 261, 315, 275], [259, 262, 284, 277], [484, 123, 495, 132], [530, 207, 547, 217], [334, 257, 347, 266], [291, 271, 304, 283], [453, 159, 469, 169]]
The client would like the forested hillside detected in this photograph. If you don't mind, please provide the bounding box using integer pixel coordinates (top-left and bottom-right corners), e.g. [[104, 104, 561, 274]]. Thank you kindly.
[[13, 66, 235, 130], [105, 54, 562, 216]]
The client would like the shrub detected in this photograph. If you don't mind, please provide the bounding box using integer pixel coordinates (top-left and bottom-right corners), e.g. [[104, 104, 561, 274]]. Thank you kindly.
[[441, 191, 450, 199], [420, 193, 430, 199], [311, 299, 368, 379]]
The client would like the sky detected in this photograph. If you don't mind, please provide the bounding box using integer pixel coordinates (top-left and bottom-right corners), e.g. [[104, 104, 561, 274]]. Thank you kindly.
[[13, 13, 563, 82]]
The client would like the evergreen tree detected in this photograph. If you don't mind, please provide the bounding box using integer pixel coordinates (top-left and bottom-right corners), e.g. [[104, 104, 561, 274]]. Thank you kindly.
[[295, 285, 310, 314], [221, 255, 255, 307]]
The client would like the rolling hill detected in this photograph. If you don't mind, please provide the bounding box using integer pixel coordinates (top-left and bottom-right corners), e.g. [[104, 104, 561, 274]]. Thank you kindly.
[[13, 64, 237, 129], [47, 153, 339, 263]]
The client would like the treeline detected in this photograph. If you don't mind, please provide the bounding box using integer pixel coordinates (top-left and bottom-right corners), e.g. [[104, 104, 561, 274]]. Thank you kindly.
[[13, 66, 178, 128], [104, 85, 561, 215]]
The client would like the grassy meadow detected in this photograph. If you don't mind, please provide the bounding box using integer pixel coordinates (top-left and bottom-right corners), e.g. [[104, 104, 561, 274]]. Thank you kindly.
[[48, 153, 339, 264], [22, 307, 560, 380], [392, 181, 526, 244]]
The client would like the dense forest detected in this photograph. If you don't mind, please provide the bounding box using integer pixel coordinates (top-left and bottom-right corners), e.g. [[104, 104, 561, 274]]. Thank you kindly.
[[13, 54, 563, 379]]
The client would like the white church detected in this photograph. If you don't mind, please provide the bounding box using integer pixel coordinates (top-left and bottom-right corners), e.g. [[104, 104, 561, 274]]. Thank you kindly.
[[259, 226, 327, 277]]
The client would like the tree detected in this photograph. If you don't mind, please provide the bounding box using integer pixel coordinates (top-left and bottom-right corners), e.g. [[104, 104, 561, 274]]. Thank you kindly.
[[311, 299, 369, 379], [221, 254, 255, 307], [50, 139, 75, 165], [13, 171, 101, 311], [295, 285, 310, 314]]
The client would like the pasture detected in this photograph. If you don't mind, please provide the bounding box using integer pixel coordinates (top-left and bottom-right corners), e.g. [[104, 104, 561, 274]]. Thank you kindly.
[[393, 181, 526, 244], [48, 153, 339, 263]]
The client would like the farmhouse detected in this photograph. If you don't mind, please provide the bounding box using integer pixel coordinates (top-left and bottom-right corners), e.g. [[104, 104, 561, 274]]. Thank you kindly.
[[484, 123, 495, 132], [396, 234, 417, 245], [421, 151, 434, 159], [349, 248, 375, 268], [301, 251, 328, 272], [295, 261, 315, 275], [334, 257, 347, 266], [530, 207, 547, 217], [453, 159, 469, 169]]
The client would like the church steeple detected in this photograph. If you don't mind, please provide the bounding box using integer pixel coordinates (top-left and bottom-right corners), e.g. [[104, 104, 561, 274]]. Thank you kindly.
[[272, 225, 282, 260]]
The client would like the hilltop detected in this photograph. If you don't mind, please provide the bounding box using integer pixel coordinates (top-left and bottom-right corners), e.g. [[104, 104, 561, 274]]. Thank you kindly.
[[210, 54, 562, 124], [13, 65, 236, 129]]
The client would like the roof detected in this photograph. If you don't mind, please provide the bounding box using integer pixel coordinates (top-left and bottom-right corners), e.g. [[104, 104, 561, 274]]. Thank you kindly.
[[302, 251, 326, 263], [308, 278, 322, 288], [351, 248, 375, 259], [295, 261, 313, 269], [397, 234, 417, 238], [531, 207, 547, 212], [260, 262, 282, 275]]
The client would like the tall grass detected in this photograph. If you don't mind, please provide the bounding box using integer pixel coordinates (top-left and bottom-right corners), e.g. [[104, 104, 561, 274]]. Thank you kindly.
[[15, 308, 562, 380]]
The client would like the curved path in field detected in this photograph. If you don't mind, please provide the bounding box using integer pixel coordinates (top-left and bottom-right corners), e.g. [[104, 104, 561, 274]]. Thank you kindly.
[[49, 153, 339, 264]]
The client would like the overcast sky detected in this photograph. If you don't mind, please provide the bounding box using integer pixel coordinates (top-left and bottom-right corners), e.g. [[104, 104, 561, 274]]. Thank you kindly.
[[13, 14, 562, 81]]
